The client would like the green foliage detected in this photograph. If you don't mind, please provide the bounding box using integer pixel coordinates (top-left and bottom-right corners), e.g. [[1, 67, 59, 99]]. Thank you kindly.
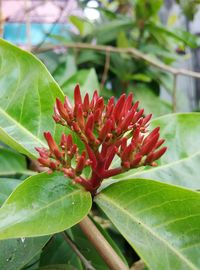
[[45, 0, 199, 114], [0, 172, 92, 239], [0, 39, 64, 159], [109, 113, 200, 189], [96, 179, 200, 270]]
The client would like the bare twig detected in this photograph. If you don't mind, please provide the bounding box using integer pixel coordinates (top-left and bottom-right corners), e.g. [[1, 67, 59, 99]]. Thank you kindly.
[[79, 216, 129, 270], [100, 47, 110, 90], [33, 42, 200, 79], [62, 231, 95, 270], [172, 74, 177, 112]]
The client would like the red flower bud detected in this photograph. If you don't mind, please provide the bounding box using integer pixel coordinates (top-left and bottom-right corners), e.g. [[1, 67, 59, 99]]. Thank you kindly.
[[83, 93, 90, 112], [106, 96, 114, 118], [145, 147, 167, 164], [77, 105, 85, 130], [90, 90, 99, 109], [56, 98, 69, 122], [99, 119, 112, 142], [113, 94, 126, 122], [44, 132, 59, 155], [74, 84, 82, 115], [104, 145, 118, 170], [124, 93, 133, 114], [140, 133, 159, 156]]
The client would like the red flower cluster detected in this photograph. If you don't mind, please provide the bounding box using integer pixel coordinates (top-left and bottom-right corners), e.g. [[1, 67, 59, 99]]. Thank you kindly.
[[36, 85, 167, 194]]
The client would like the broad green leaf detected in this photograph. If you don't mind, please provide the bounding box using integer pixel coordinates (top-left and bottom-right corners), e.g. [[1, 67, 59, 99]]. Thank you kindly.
[[95, 179, 200, 270], [110, 113, 200, 190], [0, 177, 50, 270], [0, 236, 49, 270], [0, 39, 64, 159], [37, 265, 75, 270], [0, 172, 92, 239], [0, 178, 20, 205], [0, 147, 34, 176], [61, 68, 99, 98]]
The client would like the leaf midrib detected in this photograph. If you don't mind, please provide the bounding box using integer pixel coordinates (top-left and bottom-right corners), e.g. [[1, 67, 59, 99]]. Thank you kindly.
[[0, 107, 46, 147], [97, 194, 198, 270]]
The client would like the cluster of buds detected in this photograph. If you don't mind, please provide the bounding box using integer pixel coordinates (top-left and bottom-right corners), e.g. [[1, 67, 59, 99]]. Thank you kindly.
[[36, 85, 167, 194]]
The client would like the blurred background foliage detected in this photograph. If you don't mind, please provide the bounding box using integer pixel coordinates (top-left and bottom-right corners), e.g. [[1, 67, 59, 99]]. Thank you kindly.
[[26, 0, 200, 117]]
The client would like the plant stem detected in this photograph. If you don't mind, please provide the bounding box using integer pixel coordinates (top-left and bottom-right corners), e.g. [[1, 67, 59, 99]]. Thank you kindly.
[[79, 216, 129, 270], [33, 42, 200, 79], [172, 74, 177, 112], [62, 231, 95, 270], [100, 47, 110, 90]]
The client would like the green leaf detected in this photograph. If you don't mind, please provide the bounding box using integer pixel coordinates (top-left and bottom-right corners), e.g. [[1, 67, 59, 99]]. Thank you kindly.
[[52, 54, 77, 85], [0, 172, 92, 239], [0, 147, 34, 176], [95, 179, 200, 270], [61, 68, 99, 98], [37, 265, 75, 270], [39, 233, 83, 269], [117, 31, 129, 48], [0, 236, 50, 270], [0, 178, 20, 205], [95, 19, 134, 44], [70, 16, 93, 37], [147, 23, 199, 48], [127, 74, 152, 82], [0, 176, 50, 270], [130, 87, 172, 117], [111, 113, 200, 190], [0, 39, 64, 159]]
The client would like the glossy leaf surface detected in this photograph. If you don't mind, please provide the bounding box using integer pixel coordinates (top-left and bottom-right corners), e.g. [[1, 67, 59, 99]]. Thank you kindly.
[[0, 177, 50, 270], [0, 172, 92, 239], [0, 39, 64, 158], [0, 178, 20, 205], [0, 236, 49, 270], [96, 179, 200, 270]]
